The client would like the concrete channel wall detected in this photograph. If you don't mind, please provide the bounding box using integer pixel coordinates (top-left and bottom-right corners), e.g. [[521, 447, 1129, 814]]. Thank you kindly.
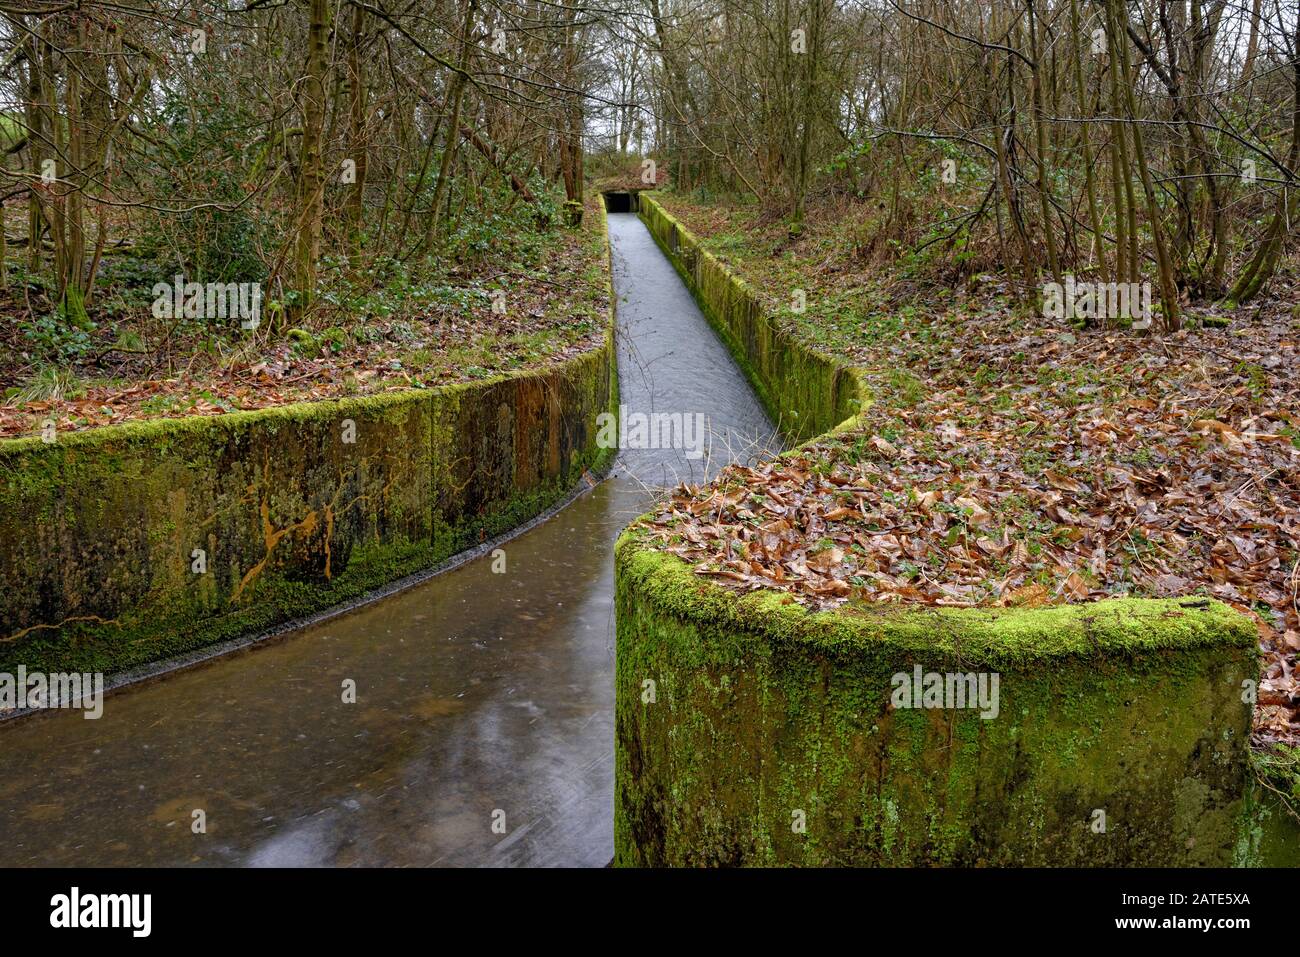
[[0, 204, 619, 679], [614, 194, 1275, 867]]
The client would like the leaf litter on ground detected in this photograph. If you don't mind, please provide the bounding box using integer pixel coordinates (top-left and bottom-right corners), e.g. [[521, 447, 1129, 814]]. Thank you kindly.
[[641, 195, 1300, 751]]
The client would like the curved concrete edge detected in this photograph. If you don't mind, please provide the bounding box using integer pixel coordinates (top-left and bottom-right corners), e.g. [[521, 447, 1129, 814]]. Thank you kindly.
[[614, 194, 1268, 867], [0, 199, 620, 680]]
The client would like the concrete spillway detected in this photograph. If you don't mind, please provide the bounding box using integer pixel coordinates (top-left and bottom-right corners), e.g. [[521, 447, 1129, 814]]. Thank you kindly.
[[0, 212, 778, 868]]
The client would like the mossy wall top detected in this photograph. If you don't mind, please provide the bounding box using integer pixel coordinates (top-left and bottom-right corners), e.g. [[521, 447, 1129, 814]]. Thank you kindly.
[[0, 218, 617, 677], [617, 194, 1259, 866], [633, 192, 1254, 662]]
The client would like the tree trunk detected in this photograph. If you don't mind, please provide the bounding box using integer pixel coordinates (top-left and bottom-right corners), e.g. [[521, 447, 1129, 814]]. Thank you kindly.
[[1070, 0, 1108, 281], [1112, 0, 1181, 330], [292, 0, 331, 319], [1226, 1, 1300, 302], [345, 5, 369, 249]]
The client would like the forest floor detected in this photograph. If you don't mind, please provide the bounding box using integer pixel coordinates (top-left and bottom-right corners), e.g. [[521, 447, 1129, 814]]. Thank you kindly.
[[645, 192, 1300, 756], [0, 195, 609, 438]]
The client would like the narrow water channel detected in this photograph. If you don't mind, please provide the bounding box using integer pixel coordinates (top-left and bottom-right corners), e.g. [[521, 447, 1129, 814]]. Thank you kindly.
[[0, 212, 778, 868]]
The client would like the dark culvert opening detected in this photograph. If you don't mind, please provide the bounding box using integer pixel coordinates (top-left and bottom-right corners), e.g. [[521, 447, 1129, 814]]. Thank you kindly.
[[604, 191, 635, 213]]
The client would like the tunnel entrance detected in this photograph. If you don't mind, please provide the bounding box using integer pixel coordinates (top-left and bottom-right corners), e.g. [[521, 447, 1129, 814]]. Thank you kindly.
[[603, 191, 637, 213]]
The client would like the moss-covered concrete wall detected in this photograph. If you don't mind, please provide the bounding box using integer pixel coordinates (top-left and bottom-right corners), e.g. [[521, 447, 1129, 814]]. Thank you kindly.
[[1238, 788, 1300, 866], [616, 194, 1262, 866], [0, 215, 617, 678], [1236, 749, 1300, 865], [640, 198, 861, 443]]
